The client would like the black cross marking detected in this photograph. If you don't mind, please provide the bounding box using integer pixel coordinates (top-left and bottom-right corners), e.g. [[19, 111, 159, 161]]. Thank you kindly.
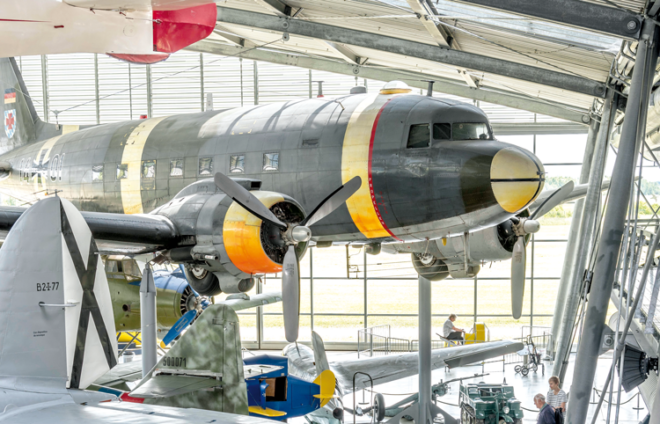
[[61, 203, 117, 389]]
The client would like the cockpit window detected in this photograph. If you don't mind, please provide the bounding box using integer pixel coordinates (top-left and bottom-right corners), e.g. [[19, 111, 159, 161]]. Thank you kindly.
[[407, 124, 430, 148], [433, 123, 451, 140], [452, 123, 492, 140]]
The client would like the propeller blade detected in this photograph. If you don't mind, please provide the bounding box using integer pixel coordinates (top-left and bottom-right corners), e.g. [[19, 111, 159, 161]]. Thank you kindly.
[[511, 236, 526, 320], [529, 181, 574, 220], [162, 309, 197, 346], [214, 172, 287, 229], [301, 176, 362, 227], [282, 245, 300, 342]]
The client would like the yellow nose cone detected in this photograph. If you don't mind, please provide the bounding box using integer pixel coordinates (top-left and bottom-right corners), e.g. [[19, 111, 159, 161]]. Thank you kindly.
[[490, 148, 544, 213]]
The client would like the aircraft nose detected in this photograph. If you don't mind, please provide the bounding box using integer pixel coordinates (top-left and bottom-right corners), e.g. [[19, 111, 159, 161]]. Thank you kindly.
[[490, 147, 545, 213]]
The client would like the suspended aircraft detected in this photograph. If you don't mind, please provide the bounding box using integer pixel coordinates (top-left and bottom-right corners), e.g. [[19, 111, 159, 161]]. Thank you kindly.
[[0, 195, 283, 423], [95, 304, 338, 420], [0, 0, 217, 63], [0, 56, 569, 341], [104, 256, 281, 335]]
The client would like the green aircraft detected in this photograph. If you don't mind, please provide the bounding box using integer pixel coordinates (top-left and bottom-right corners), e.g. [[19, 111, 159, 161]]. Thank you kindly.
[[0, 57, 559, 341]]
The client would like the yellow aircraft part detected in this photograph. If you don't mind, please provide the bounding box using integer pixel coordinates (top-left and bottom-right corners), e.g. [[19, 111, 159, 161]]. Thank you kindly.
[[117, 332, 141, 345], [313, 369, 336, 407], [249, 406, 287, 417]]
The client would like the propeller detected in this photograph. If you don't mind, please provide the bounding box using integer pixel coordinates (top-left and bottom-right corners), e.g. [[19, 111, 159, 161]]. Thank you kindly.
[[509, 181, 574, 319], [162, 309, 198, 346], [214, 173, 362, 342]]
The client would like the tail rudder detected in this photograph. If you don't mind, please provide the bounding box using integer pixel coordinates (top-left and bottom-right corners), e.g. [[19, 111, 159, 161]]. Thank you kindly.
[[0, 197, 117, 388], [130, 304, 249, 414], [312, 331, 331, 374], [0, 58, 42, 154]]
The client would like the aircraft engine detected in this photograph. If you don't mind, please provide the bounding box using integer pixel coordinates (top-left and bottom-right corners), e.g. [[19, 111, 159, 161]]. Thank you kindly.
[[152, 179, 307, 296]]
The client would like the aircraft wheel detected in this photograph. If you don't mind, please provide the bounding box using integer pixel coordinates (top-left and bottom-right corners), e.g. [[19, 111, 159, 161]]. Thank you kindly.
[[514, 365, 522, 374], [411, 253, 449, 281], [521, 366, 529, 376], [373, 393, 386, 422], [184, 265, 221, 296], [333, 408, 344, 420]]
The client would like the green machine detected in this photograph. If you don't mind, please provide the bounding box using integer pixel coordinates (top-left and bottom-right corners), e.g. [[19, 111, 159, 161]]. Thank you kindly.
[[459, 382, 523, 424]]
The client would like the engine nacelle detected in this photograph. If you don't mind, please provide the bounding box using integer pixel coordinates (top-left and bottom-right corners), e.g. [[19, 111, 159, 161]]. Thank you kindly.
[[152, 179, 307, 295]]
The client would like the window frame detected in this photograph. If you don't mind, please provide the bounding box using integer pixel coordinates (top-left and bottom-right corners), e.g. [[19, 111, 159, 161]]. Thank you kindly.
[[141, 159, 156, 180], [91, 163, 104, 182], [406, 123, 431, 149], [116, 163, 128, 180], [432, 123, 452, 141], [169, 158, 183, 177], [198, 157, 214, 176], [262, 152, 279, 172], [230, 154, 245, 174]]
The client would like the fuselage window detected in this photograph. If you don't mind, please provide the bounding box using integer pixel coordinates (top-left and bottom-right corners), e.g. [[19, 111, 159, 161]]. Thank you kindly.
[[170, 159, 183, 177], [263, 152, 279, 171], [59, 153, 65, 181], [230, 155, 245, 173], [50, 155, 58, 182], [433, 123, 451, 140], [199, 157, 213, 176], [407, 124, 430, 148], [452, 122, 492, 140], [92, 164, 103, 182], [142, 160, 156, 179], [117, 164, 128, 180]]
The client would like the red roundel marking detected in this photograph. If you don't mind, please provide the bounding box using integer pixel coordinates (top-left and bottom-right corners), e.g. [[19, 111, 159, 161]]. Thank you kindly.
[[368, 99, 401, 241]]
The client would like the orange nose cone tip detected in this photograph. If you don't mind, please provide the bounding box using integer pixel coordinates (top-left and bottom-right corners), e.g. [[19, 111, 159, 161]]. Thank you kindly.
[[490, 148, 545, 213]]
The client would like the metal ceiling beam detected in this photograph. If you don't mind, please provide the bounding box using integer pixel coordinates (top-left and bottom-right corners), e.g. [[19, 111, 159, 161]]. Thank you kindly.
[[449, 0, 642, 40], [405, 0, 452, 47], [188, 40, 592, 124], [253, 0, 292, 17], [216, 6, 607, 98], [325, 41, 361, 65]]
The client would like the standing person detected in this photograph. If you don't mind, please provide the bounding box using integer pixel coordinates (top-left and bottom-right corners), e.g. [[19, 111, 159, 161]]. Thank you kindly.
[[442, 314, 464, 342], [547, 376, 567, 415], [534, 394, 556, 424]]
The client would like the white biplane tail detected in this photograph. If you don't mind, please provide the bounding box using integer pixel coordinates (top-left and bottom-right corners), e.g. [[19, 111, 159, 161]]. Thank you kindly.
[[0, 196, 117, 389]]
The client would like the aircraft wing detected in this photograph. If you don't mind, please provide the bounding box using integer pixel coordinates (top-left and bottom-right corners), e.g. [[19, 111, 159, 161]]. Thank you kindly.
[[95, 360, 144, 387], [221, 292, 283, 311], [330, 340, 523, 393], [0, 399, 267, 423], [0, 206, 181, 254]]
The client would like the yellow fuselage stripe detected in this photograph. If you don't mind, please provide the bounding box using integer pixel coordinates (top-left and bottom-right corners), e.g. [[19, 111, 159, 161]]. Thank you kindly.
[[341, 94, 394, 239], [120, 117, 166, 214]]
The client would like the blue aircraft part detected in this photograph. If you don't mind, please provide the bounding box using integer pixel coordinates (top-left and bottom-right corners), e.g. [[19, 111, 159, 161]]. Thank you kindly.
[[244, 354, 288, 373], [162, 309, 197, 346], [245, 373, 322, 420], [153, 269, 189, 294]]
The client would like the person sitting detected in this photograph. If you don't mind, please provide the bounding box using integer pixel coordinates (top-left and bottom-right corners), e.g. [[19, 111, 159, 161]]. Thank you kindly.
[[442, 314, 464, 343], [547, 376, 567, 415], [534, 393, 556, 424]]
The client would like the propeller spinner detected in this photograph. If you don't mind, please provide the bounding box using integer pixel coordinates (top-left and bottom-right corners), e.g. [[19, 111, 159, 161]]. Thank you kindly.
[[214, 173, 361, 342]]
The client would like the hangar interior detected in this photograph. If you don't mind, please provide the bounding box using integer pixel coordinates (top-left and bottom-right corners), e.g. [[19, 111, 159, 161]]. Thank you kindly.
[[6, 0, 660, 423]]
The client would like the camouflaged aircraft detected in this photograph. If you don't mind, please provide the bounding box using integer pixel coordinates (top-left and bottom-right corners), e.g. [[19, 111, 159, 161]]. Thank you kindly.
[[0, 56, 572, 342]]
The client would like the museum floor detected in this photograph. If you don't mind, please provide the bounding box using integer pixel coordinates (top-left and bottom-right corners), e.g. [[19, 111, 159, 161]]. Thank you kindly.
[[310, 350, 645, 424]]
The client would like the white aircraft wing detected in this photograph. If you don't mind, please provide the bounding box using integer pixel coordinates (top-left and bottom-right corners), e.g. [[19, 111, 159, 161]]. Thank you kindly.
[[330, 340, 523, 393], [1, 399, 270, 423]]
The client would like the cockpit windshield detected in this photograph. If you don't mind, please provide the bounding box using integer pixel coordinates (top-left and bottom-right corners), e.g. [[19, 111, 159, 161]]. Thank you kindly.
[[452, 122, 492, 140]]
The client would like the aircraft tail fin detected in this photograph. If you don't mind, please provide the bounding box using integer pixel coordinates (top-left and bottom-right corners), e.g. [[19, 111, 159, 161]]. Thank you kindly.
[[0, 58, 43, 154], [129, 304, 249, 414], [311, 331, 331, 375], [0, 196, 118, 389]]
